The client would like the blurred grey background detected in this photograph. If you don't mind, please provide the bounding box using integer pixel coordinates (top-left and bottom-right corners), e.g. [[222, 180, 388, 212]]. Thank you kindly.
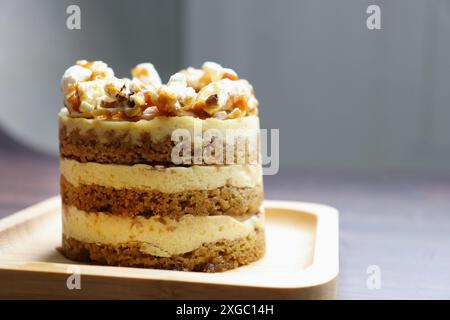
[[1, 0, 450, 174]]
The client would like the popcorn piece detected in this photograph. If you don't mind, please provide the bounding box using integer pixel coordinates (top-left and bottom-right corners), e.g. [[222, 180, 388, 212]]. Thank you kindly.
[[180, 62, 239, 91], [192, 79, 258, 118], [129, 78, 159, 108], [141, 106, 161, 120], [103, 78, 131, 104], [157, 73, 197, 115], [61, 65, 92, 93], [64, 83, 81, 113], [227, 106, 245, 119], [130, 91, 146, 107], [202, 61, 238, 82], [180, 67, 204, 91], [76, 80, 109, 114], [77, 60, 114, 81], [131, 63, 162, 87], [62, 60, 115, 114], [103, 77, 161, 119]]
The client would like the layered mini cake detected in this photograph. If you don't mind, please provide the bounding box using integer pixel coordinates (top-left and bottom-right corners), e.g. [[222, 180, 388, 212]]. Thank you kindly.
[[59, 60, 264, 272]]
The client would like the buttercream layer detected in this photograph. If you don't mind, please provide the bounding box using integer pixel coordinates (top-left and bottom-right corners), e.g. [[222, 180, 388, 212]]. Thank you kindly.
[[62, 205, 264, 258], [59, 110, 260, 165], [61, 176, 262, 218], [60, 158, 262, 193]]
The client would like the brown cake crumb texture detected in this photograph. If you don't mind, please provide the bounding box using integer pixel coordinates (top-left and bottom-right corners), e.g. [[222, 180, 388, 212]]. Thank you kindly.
[[61, 229, 265, 272], [59, 125, 259, 165], [61, 176, 263, 219]]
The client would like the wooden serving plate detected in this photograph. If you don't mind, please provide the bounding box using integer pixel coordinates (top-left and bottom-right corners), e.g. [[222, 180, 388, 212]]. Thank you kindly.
[[0, 197, 339, 299]]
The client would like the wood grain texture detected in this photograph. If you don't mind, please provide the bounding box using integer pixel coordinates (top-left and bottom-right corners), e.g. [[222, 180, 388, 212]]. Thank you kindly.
[[0, 197, 338, 300]]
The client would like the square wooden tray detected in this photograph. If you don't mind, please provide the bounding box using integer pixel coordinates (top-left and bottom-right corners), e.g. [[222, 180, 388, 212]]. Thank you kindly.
[[0, 197, 339, 299]]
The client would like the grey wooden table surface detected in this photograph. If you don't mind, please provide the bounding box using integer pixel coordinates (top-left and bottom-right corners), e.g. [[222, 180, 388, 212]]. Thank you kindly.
[[0, 131, 449, 299]]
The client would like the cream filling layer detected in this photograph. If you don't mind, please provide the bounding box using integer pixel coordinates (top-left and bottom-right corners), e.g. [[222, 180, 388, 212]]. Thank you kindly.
[[59, 109, 260, 144], [60, 158, 262, 193], [62, 205, 264, 257]]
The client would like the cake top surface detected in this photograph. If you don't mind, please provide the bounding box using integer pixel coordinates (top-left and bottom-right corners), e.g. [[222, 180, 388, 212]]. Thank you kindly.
[[61, 60, 258, 121]]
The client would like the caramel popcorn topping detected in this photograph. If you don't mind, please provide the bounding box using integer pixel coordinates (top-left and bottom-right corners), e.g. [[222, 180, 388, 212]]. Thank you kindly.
[[61, 60, 258, 120]]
